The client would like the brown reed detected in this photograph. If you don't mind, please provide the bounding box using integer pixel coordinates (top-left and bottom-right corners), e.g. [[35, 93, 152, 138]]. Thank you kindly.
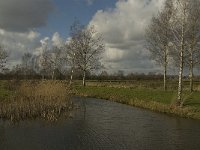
[[0, 80, 72, 122]]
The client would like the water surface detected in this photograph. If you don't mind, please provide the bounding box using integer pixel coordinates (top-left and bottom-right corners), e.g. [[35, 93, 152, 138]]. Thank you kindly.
[[0, 97, 200, 150]]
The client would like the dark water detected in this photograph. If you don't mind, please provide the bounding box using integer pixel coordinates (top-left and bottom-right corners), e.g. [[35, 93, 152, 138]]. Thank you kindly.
[[0, 97, 200, 150]]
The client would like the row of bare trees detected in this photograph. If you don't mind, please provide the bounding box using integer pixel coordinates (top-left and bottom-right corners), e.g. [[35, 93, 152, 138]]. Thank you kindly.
[[6, 21, 104, 86], [146, 0, 200, 106], [66, 21, 105, 86]]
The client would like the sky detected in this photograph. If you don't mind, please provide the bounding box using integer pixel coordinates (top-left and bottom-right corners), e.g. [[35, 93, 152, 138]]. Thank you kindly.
[[0, 0, 166, 74]]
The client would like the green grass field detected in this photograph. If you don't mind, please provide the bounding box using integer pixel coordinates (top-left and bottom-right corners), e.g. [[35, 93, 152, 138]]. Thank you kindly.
[[74, 80, 200, 119], [75, 86, 200, 109]]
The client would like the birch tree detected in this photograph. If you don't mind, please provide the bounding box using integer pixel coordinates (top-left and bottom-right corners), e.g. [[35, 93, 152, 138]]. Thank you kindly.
[[185, 0, 200, 92], [67, 21, 105, 86], [145, 0, 173, 91], [65, 21, 83, 85], [170, 0, 191, 106]]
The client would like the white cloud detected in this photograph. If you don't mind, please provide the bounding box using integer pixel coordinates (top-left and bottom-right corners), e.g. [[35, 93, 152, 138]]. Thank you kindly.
[[27, 31, 40, 40], [51, 32, 64, 48], [40, 37, 49, 47], [35, 33, 65, 56], [89, 0, 165, 73], [0, 28, 41, 66], [0, 29, 65, 68]]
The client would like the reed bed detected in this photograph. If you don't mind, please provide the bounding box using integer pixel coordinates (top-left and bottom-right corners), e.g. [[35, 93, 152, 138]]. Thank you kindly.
[[0, 80, 72, 122]]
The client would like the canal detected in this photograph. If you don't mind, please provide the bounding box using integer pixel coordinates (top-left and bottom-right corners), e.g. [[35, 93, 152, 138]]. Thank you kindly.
[[0, 97, 199, 150]]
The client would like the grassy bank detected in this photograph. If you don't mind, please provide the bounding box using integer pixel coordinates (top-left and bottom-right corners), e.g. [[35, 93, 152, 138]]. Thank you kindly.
[[75, 86, 200, 119], [1, 79, 200, 121], [0, 80, 72, 122], [74, 79, 200, 91]]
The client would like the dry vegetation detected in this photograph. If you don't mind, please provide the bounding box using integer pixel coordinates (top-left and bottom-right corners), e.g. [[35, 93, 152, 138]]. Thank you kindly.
[[0, 80, 72, 122]]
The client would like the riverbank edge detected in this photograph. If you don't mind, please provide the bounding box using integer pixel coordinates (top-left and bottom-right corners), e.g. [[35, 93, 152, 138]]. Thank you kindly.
[[74, 91, 200, 120]]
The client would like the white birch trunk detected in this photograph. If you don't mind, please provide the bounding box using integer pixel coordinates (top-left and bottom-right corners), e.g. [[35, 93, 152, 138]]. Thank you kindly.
[[70, 68, 74, 86], [177, 49, 183, 106], [189, 50, 193, 92], [164, 47, 167, 91], [82, 70, 86, 87], [177, 21, 185, 106]]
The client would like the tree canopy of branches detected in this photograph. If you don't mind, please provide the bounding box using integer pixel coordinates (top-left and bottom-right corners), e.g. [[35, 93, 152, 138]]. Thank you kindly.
[[21, 52, 33, 77], [49, 46, 66, 79], [146, 0, 200, 106], [38, 45, 65, 80], [66, 21, 105, 86], [0, 45, 8, 73], [184, 0, 200, 92], [145, 0, 173, 91], [39, 44, 52, 79]]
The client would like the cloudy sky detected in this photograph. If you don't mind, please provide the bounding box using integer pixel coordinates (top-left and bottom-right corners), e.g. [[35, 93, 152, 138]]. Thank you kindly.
[[0, 0, 165, 74]]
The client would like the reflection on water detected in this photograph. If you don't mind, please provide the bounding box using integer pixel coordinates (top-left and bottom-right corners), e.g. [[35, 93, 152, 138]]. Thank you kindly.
[[0, 97, 200, 150]]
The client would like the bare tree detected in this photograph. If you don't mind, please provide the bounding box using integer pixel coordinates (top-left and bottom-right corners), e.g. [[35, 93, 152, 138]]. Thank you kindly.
[[146, 0, 200, 106], [0, 45, 8, 73], [21, 52, 32, 78], [65, 21, 83, 85], [169, 0, 191, 106], [184, 0, 200, 92], [49, 46, 65, 80], [30, 55, 40, 75], [145, 0, 173, 91], [67, 21, 105, 86], [39, 44, 52, 79]]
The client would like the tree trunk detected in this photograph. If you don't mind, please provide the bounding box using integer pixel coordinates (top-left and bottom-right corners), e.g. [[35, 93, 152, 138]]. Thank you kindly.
[[164, 64, 167, 91], [51, 70, 55, 80], [177, 24, 185, 106], [82, 70, 86, 87], [70, 53, 76, 86], [164, 47, 167, 91], [69, 68, 74, 86], [189, 49, 193, 92], [177, 51, 183, 106]]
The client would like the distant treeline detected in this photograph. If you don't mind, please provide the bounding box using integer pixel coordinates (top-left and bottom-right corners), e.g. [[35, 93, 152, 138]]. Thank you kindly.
[[0, 70, 199, 81]]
